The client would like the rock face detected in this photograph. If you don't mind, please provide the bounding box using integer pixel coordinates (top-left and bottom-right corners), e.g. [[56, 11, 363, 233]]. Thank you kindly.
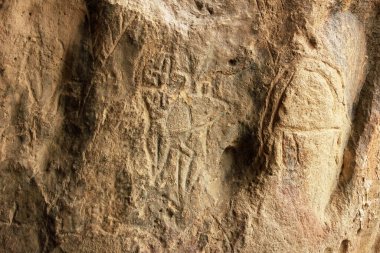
[[0, 0, 380, 252]]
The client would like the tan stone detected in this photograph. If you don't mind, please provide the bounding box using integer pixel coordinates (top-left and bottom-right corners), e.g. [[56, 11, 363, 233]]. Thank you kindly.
[[0, 0, 379, 252]]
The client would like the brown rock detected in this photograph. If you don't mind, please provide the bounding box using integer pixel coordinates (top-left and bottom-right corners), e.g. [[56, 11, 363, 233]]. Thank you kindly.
[[0, 0, 379, 252]]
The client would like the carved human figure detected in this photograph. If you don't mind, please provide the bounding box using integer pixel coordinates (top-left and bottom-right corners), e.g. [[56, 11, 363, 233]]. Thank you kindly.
[[139, 49, 231, 210], [1, 0, 379, 252], [268, 12, 366, 221]]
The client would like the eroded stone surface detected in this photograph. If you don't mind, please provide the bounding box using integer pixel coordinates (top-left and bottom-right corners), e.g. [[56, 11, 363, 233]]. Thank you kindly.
[[0, 0, 379, 252]]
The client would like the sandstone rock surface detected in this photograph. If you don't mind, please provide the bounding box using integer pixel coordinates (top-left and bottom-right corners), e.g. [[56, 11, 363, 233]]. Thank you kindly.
[[0, 0, 380, 252]]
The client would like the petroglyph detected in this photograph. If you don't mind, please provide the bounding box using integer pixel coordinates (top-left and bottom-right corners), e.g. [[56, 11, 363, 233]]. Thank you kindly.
[[135, 47, 232, 209], [1, 1, 379, 252]]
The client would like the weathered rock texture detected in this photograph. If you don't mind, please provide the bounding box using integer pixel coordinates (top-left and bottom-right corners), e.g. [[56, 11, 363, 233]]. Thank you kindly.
[[0, 0, 380, 252]]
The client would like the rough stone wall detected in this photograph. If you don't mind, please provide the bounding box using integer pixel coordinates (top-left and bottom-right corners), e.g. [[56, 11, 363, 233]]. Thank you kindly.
[[0, 0, 379, 252]]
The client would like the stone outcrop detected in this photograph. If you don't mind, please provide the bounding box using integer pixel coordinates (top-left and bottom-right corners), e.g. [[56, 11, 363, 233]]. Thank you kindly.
[[0, 0, 379, 252]]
